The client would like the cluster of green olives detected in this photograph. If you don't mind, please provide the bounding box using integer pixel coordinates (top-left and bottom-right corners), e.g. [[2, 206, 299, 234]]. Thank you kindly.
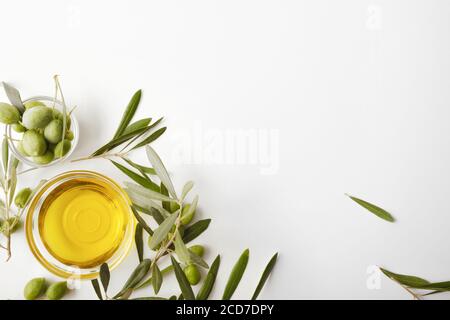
[[23, 278, 68, 300], [0, 101, 74, 165]]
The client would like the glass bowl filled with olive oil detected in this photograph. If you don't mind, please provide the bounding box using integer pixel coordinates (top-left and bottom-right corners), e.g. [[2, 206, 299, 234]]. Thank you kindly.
[[6, 96, 79, 168], [26, 171, 135, 279]]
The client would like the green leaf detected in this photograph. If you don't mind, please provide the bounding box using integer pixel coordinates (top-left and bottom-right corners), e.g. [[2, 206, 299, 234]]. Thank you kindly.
[[113, 90, 141, 139], [92, 125, 152, 156], [380, 267, 430, 287], [114, 259, 152, 299], [128, 192, 171, 219], [174, 231, 191, 265], [417, 281, 450, 291], [148, 211, 179, 250], [2, 82, 24, 113], [91, 279, 103, 300], [123, 118, 152, 135], [160, 182, 171, 212], [252, 253, 278, 300], [121, 117, 164, 151], [132, 127, 167, 150], [124, 182, 176, 203], [171, 256, 195, 300], [146, 145, 177, 199], [346, 194, 395, 222], [135, 223, 144, 262], [196, 255, 221, 300], [131, 206, 153, 236], [182, 219, 211, 244], [152, 264, 163, 294], [2, 138, 8, 174], [222, 249, 250, 300], [132, 297, 167, 300], [111, 160, 160, 192], [189, 250, 209, 269], [181, 181, 194, 201], [136, 265, 173, 290], [8, 158, 18, 204], [99, 263, 110, 293], [123, 158, 156, 175]]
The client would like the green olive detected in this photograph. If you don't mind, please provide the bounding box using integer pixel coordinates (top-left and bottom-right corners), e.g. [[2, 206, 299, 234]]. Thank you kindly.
[[47, 143, 56, 152], [44, 119, 63, 144], [188, 245, 205, 257], [14, 188, 32, 208], [181, 204, 196, 225], [22, 130, 47, 156], [24, 101, 46, 109], [32, 150, 54, 165], [54, 139, 71, 158], [46, 281, 67, 300], [22, 106, 53, 129], [16, 141, 29, 157], [0, 102, 20, 124], [12, 123, 26, 133], [53, 110, 71, 129], [24, 277, 46, 300], [184, 264, 201, 285], [65, 130, 74, 141]]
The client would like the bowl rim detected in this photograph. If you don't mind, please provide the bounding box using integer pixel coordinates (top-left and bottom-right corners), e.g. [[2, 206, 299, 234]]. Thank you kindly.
[[6, 96, 79, 168], [25, 170, 135, 280]]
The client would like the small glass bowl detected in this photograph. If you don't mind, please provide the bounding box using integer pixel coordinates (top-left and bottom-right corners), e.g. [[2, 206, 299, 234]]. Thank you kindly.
[[25, 171, 135, 279], [6, 96, 79, 168]]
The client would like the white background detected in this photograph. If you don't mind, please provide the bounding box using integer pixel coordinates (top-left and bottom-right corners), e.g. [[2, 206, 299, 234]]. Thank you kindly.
[[0, 0, 450, 300]]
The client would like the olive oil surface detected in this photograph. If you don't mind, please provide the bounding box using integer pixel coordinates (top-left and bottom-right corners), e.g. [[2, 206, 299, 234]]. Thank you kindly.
[[38, 177, 129, 268]]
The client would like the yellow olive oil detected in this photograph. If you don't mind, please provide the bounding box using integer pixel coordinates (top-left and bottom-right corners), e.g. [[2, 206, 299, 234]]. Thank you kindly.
[[38, 177, 129, 268]]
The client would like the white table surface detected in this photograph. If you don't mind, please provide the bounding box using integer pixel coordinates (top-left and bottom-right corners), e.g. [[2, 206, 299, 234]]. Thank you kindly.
[[0, 0, 449, 300]]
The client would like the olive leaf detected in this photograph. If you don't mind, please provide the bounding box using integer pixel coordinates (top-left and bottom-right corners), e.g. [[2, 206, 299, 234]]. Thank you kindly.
[[114, 259, 152, 299], [131, 206, 153, 236], [113, 90, 141, 139], [92, 125, 151, 156], [380, 268, 430, 287], [222, 249, 250, 300], [2, 138, 8, 174], [196, 255, 221, 300], [8, 158, 18, 205], [148, 211, 179, 250], [146, 145, 177, 199], [174, 231, 191, 265], [123, 118, 151, 136], [252, 252, 278, 300], [100, 263, 110, 293], [128, 191, 171, 218], [152, 264, 163, 294], [160, 182, 171, 212], [91, 279, 103, 300], [121, 117, 164, 152], [189, 250, 209, 269], [135, 223, 144, 262], [132, 297, 167, 300], [2, 82, 24, 113], [132, 127, 167, 150], [346, 194, 395, 222], [136, 265, 173, 290], [182, 219, 211, 244], [181, 181, 194, 201], [123, 158, 156, 175], [133, 205, 165, 225], [111, 160, 159, 192], [171, 256, 195, 300], [124, 182, 176, 203]]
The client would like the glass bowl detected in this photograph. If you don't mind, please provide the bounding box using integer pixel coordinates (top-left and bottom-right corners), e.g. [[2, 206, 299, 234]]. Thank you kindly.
[[6, 96, 79, 168], [25, 170, 135, 279]]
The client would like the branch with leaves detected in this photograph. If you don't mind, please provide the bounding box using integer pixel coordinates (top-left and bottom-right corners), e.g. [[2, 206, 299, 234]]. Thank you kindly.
[[78, 91, 278, 299]]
